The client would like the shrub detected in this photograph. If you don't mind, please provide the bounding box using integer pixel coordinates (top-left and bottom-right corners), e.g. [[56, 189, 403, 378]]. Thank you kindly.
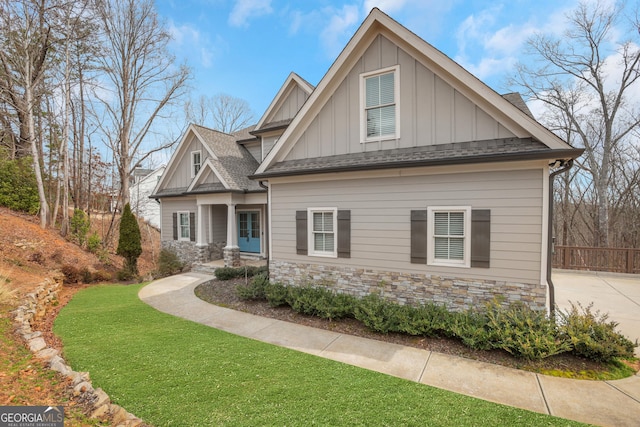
[[264, 282, 289, 307], [483, 300, 570, 359], [353, 293, 403, 334], [156, 249, 184, 277], [448, 310, 494, 350], [0, 154, 39, 214], [236, 273, 269, 300], [27, 251, 45, 265], [87, 231, 102, 254], [70, 209, 90, 247], [80, 268, 93, 284], [215, 265, 268, 281], [396, 303, 451, 338], [117, 203, 142, 276], [92, 269, 113, 282], [285, 286, 356, 320], [117, 268, 136, 282], [558, 302, 637, 362], [61, 264, 81, 284]]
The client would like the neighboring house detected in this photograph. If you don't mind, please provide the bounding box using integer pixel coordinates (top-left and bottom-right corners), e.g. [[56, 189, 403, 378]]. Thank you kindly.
[[157, 8, 582, 312], [151, 72, 313, 266], [129, 166, 165, 229]]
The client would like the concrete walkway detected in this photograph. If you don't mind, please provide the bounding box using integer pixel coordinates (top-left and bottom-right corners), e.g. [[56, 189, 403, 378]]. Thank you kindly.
[[139, 272, 640, 427]]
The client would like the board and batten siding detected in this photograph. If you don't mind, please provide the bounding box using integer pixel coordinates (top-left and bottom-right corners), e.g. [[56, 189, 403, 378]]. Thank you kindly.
[[270, 168, 544, 284], [243, 141, 262, 162], [164, 134, 209, 190], [284, 34, 516, 162], [160, 197, 197, 241], [271, 85, 310, 123]]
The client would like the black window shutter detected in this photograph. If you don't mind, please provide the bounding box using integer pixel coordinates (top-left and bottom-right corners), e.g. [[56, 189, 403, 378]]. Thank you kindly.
[[337, 210, 351, 258], [471, 209, 490, 268], [189, 212, 196, 242], [172, 212, 178, 240], [295, 210, 308, 255], [410, 210, 427, 264]]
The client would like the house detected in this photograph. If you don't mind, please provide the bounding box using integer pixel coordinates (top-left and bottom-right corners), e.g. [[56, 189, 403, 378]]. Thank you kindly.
[[157, 8, 582, 312], [129, 166, 165, 229], [151, 73, 313, 266]]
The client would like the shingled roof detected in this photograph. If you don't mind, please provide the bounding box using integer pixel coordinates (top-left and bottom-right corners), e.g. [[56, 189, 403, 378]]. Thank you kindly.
[[253, 137, 582, 178], [191, 124, 263, 193]]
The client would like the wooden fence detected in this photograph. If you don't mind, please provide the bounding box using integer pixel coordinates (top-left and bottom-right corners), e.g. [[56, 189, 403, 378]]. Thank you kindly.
[[552, 246, 640, 274]]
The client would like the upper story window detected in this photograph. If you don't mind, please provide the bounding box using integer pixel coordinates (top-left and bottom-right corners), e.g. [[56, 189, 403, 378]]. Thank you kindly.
[[191, 151, 201, 177], [360, 65, 399, 142]]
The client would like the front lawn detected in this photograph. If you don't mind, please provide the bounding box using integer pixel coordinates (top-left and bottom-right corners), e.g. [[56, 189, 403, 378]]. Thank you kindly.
[[54, 284, 587, 426]]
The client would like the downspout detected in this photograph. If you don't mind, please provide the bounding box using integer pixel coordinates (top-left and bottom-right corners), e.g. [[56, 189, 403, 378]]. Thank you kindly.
[[548, 159, 573, 317], [259, 180, 270, 272]]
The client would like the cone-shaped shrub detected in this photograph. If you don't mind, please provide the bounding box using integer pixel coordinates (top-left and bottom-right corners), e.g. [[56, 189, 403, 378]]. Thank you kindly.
[[117, 203, 142, 278]]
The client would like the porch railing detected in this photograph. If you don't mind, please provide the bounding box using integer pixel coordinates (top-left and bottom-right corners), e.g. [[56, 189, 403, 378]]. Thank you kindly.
[[552, 245, 640, 274]]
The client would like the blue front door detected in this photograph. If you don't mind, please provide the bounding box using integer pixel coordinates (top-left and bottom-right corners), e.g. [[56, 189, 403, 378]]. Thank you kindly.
[[238, 211, 260, 253]]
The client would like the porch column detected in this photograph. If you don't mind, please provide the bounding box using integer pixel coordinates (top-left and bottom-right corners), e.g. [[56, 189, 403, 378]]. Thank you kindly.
[[224, 203, 240, 267], [197, 204, 208, 246]]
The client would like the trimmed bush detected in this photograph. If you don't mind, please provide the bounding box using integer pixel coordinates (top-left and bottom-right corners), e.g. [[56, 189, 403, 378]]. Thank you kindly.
[[353, 293, 403, 334], [558, 302, 637, 362], [236, 273, 269, 300], [264, 282, 289, 307], [156, 249, 184, 277], [285, 286, 356, 320], [215, 265, 268, 281], [396, 303, 452, 338]]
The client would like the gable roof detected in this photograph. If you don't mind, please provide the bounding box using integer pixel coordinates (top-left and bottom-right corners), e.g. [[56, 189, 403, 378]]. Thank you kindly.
[[151, 124, 263, 198], [252, 72, 314, 135], [255, 8, 581, 177]]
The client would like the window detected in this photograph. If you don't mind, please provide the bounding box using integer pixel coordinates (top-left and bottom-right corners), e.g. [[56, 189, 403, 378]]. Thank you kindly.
[[360, 66, 399, 142], [191, 151, 201, 177], [178, 211, 190, 241], [428, 207, 471, 267], [308, 208, 337, 257]]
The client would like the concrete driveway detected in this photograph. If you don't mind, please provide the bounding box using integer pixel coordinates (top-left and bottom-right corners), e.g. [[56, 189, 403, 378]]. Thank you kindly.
[[553, 270, 640, 356]]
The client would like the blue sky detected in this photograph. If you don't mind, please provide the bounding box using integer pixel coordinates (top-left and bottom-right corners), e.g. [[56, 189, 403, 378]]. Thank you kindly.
[[156, 0, 583, 120]]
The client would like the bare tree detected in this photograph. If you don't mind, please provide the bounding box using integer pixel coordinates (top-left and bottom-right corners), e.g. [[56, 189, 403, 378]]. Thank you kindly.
[[510, 1, 640, 247], [93, 0, 189, 207], [185, 93, 254, 133], [0, 0, 56, 228]]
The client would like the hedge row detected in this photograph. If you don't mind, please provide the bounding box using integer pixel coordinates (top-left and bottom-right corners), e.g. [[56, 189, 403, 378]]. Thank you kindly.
[[236, 275, 636, 363]]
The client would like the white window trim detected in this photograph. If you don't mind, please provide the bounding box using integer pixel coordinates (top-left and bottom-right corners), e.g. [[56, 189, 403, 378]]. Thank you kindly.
[[427, 206, 471, 268], [359, 65, 400, 143], [178, 211, 190, 241], [191, 150, 202, 178], [307, 207, 338, 258]]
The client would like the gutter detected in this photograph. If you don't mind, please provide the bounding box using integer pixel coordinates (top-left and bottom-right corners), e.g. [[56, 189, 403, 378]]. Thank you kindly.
[[547, 159, 574, 317], [258, 180, 270, 272]]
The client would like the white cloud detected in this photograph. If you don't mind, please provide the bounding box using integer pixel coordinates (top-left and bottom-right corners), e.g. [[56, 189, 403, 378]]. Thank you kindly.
[[167, 20, 221, 69], [363, 0, 407, 14], [320, 4, 361, 58], [228, 0, 273, 28]]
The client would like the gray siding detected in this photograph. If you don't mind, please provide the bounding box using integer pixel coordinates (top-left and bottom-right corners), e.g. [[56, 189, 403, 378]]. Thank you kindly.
[[211, 204, 227, 242], [272, 85, 309, 122], [160, 197, 197, 241], [262, 135, 280, 160], [284, 35, 516, 162], [270, 168, 544, 283], [243, 141, 262, 162], [164, 134, 210, 189]]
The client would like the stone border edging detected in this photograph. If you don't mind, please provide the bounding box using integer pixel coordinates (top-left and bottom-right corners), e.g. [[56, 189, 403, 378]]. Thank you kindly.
[[12, 279, 145, 427]]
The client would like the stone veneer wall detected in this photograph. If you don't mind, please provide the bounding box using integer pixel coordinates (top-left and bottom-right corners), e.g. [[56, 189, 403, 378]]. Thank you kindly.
[[269, 261, 547, 311], [162, 240, 226, 266]]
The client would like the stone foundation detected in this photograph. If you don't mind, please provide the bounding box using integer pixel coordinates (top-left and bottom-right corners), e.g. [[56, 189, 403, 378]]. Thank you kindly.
[[162, 240, 226, 267], [223, 247, 241, 267], [269, 261, 547, 311]]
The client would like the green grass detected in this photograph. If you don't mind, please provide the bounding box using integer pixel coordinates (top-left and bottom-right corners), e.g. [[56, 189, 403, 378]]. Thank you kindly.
[[54, 284, 588, 426]]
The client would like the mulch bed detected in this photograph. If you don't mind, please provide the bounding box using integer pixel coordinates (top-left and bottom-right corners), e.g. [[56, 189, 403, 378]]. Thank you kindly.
[[194, 277, 613, 376]]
